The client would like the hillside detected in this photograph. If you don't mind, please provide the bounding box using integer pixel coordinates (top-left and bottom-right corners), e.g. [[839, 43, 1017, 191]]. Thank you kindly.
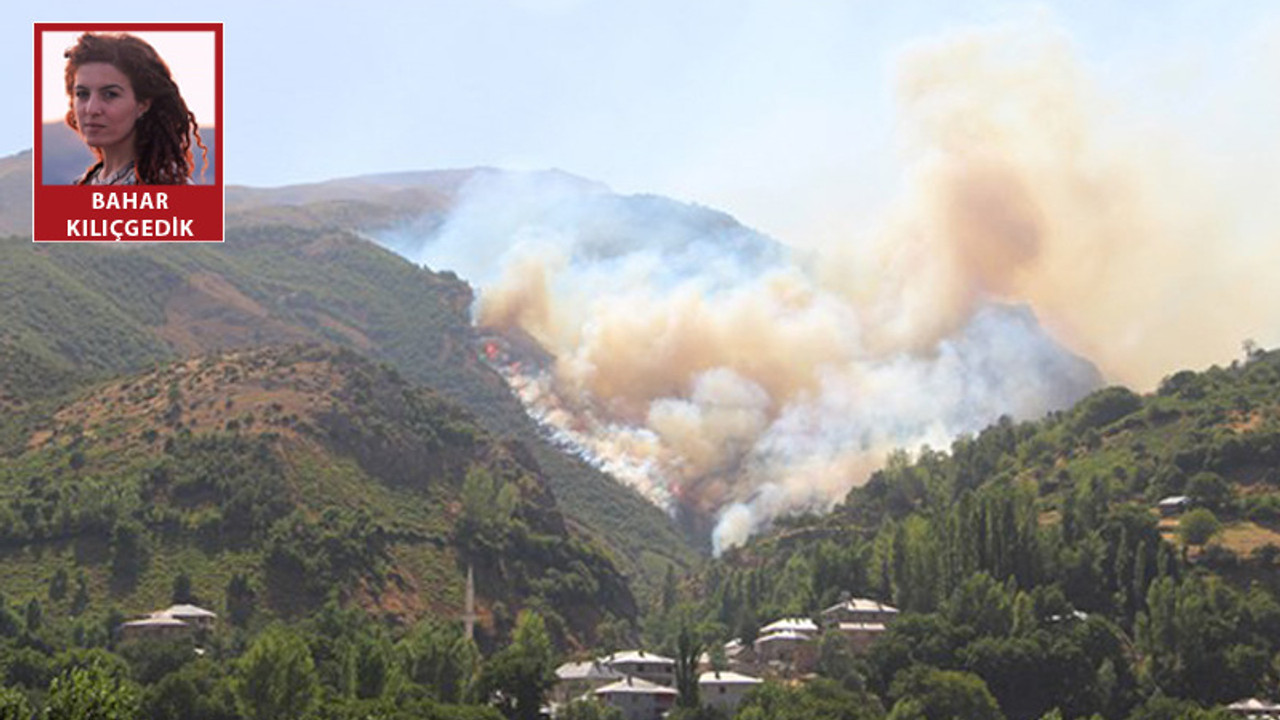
[[0, 151, 698, 601], [0, 344, 634, 648], [0, 151, 30, 236], [667, 347, 1280, 719]]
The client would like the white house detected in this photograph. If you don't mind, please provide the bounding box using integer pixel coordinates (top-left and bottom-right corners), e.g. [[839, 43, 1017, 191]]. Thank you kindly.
[[699, 670, 762, 714], [593, 676, 677, 720], [1158, 495, 1192, 517], [600, 650, 676, 687], [552, 660, 625, 705], [1227, 698, 1280, 718], [753, 630, 817, 671], [117, 615, 191, 642], [116, 603, 218, 641], [820, 598, 899, 627]]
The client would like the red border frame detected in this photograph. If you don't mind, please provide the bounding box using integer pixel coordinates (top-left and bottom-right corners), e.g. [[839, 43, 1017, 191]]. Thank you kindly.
[[33, 22, 224, 242]]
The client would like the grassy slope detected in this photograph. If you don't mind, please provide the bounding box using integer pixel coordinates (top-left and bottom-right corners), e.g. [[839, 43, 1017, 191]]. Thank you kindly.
[[0, 345, 637, 648], [0, 224, 695, 605]]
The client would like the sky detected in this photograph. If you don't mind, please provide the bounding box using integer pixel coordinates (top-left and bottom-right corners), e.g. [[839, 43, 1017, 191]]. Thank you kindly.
[[4, 1, 1276, 245]]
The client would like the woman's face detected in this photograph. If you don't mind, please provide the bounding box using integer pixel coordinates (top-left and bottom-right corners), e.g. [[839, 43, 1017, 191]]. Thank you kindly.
[[72, 62, 150, 154]]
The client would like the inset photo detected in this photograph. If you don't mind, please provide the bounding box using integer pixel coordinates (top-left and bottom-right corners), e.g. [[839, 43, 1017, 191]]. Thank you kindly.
[[33, 23, 222, 241]]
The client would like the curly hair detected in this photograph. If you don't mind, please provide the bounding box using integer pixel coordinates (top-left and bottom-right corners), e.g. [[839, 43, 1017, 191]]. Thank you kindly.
[[64, 32, 208, 185]]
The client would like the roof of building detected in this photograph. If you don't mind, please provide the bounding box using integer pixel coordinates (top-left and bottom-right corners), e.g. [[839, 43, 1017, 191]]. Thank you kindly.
[[121, 616, 188, 628], [754, 630, 813, 645], [594, 676, 678, 696], [1228, 698, 1280, 711], [156, 604, 218, 619], [556, 661, 625, 682], [601, 650, 675, 666], [1158, 495, 1191, 506], [758, 617, 819, 635], [821, 598, 900, 616], [699, 671, 762, 685]]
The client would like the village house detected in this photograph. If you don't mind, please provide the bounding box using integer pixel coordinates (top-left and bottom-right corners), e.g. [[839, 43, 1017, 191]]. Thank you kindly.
[[753, 629, 818, 672], [1158, 495, 1192, 517], [552, 659, 625, 705], [115, 603, 217, 642], [699, 670, 763, 714], [750, 617, 821, 673], [160, 603, 218, 630], [600, 650, 676, 687], [1227, 698, 1280, 718], [820, 597, 899, 627], [117, 615, 191, 642], [593, 675, 677, 720]]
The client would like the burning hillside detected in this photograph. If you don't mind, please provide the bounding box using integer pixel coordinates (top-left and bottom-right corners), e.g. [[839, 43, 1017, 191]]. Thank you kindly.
[[377, 24, 1279, 551]]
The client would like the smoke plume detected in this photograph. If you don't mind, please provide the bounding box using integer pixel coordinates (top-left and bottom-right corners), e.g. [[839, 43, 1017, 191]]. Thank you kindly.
[[379, 23, 1278, 551]]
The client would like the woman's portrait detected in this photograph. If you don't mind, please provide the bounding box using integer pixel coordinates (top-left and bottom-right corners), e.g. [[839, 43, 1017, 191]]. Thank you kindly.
[[64, 32, 206, 185], [39, 29, 217, 186]]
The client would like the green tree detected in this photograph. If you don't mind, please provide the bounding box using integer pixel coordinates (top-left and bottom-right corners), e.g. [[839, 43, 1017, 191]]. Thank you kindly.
[[398, 620, 480, 704], [120, 636, 195, 685], [0, 686, 31, 720], [44, 662, 141, 720], [350, 633, 394, 700], [477, 610, 556, 720], [889, 667, 1004, 720], [171, 573, 194, 605], [110, 520, 149, 581], [49, 569, 69, 602], [1187, 472, 1232, 514], [944, 573, 1012, 638], [459, 467, 519, 552], [225, 573, 255, 627], [737, 678, 881, 720], [1179, 509, 1221, 548], [233, 625, 319, 720], [24, 598, 42, 634], [1073, 387, 1142, 433], [0, 595, 20, 638], [674, 625, 703, 710], [71, 572, 90, 616], [816, 631, 862, 691]]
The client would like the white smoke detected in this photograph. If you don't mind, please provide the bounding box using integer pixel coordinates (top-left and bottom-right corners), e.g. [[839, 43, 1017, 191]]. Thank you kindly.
[[381, 166, 1098, 553], [374, 21, 1280, 551]]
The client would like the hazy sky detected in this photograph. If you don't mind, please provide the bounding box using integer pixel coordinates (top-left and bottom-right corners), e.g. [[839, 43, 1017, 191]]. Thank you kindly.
[[5, 1, 1277, 243]]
